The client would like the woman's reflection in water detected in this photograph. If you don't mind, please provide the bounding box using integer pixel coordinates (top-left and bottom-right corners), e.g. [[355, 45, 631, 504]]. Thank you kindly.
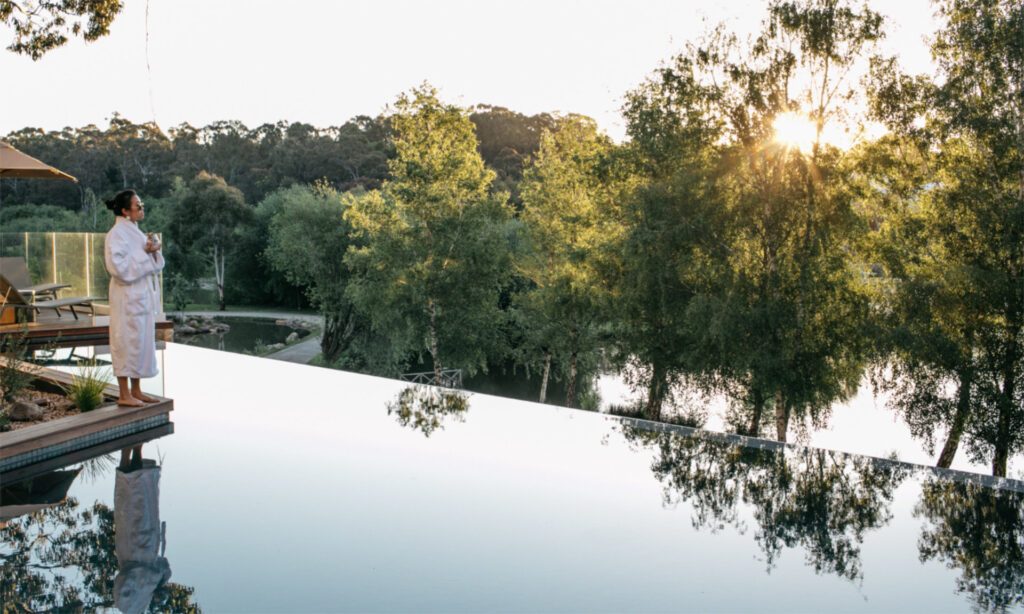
[[114, 444, 172, 614]]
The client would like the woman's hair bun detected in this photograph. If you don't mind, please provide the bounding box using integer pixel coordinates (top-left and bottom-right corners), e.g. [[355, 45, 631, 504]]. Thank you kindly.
[[105, 198, 118, 211]]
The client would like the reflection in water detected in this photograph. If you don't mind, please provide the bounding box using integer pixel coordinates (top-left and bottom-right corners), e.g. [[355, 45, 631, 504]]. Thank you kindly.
[[0, 451, 199, 612], [916, 479, 1024, 612], [622, 423, 910, 583], [388, 385, 470, 437], [113, 446, 172, 614]]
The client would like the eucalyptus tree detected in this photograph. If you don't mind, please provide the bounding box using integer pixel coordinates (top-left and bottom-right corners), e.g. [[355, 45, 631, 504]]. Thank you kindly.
[[265, 184, 362, 365], [614, 49, 729, 421], [517, 115, 614, 407], [865, 0, 1023, 476], [1, 0, 123, 59], [687, 0, 881, 440], [165, 172, 252, 311], [345, 85, 515, 382]]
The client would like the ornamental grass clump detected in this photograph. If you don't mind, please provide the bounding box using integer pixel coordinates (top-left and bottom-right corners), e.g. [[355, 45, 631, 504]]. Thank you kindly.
[[63, 361, 112, 412]]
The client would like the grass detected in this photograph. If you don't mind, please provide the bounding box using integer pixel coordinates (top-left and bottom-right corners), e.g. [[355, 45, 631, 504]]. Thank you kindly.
[[62, 360, 112, 412]]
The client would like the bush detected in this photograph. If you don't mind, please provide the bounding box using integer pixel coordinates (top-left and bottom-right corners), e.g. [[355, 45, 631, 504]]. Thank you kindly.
[[62, 361, 112, 412]]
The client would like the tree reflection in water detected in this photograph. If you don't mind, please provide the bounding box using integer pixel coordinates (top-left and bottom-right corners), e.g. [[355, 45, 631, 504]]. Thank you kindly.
[[388, 385, 470, 437], [0, 486, 199, 612], [916, 479, 1024, 613], [621, 423, 910, 583]]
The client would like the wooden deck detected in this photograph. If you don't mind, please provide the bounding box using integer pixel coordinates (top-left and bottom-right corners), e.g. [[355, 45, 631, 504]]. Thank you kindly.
[[0, 306, 173, 349], [0, 359, 174, 474]]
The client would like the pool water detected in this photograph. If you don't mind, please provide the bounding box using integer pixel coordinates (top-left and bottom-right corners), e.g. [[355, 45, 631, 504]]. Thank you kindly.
[[2, 343, 1022, 612]]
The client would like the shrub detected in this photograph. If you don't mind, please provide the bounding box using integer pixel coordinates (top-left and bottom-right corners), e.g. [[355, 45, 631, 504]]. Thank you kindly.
[[62, 360, 112, 412]]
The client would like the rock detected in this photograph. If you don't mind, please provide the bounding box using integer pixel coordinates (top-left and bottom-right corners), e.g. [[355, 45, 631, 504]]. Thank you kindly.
[[9, 400, 44, 421], [266, 343, 286, 351], [187, 320, 199, 328], [275, 319, 288, 325], [178, 325, 197, 335], [286, 332, 299, 343]]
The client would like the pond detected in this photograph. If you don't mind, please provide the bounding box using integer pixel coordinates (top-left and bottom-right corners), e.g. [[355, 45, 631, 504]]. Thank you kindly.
[[174, 316, 311, 354], [2, 343, 1022, 612]]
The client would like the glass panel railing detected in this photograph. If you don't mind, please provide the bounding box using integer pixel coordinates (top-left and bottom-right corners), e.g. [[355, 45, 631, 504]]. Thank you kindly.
[[0, 232, 163, 308]]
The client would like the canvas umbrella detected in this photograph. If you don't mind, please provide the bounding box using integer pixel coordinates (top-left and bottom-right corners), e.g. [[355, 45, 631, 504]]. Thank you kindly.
[[0, 140, 78, 210], [0, 141, 77, 181]]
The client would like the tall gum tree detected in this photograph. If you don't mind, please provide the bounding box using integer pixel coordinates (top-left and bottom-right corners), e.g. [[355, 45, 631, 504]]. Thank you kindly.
[[866, 0, 1023, 476], [345, 85, 514, 382], [692, 0, 881, 441], [518, 115, 614, 408]]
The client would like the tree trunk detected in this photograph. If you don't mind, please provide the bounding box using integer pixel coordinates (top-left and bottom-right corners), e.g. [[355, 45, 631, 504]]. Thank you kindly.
[[539, 351, 551, 404], [937, 366, 972, 468], [773, 391, 790, 443], [321, 307, 354, 364], [566, 351, 578, 408], [644, 360, 667, 422], [746, 388, 765, 437], [427, 298, 442, 384], [993, 349, 1018, 478], [213, 244, 226, 311]]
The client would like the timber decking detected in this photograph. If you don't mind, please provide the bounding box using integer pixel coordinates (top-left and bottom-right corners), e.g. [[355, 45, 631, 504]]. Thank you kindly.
[[0, 360, 174, 473], [0, 311, 173, 348]]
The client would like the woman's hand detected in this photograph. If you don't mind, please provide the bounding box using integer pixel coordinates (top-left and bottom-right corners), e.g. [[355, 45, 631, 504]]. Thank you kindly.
[[145, 239, 162, 254]]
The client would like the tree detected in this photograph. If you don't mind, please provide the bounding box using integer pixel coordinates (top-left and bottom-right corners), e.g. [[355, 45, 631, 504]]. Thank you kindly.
[[517, 115, 614, 407], [346, 84, 515, 382], [1, 0, 123, 60], [615, 48, 729, 421], [165, 172, 251, 311], [688, 0, 881, 440], [265, 183, 389, 367], [866, 0, 1023, 476]]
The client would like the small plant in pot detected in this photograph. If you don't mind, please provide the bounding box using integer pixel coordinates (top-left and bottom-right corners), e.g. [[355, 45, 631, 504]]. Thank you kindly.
[[62, 360, 112, 412]]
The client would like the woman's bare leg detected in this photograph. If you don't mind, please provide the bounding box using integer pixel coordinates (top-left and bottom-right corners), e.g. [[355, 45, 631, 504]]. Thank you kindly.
[[117, 377, 143, 407], [130, 378, 158, 403]]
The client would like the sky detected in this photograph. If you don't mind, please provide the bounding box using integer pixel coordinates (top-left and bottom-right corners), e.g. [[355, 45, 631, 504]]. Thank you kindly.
[[0, 0, 940, 142]]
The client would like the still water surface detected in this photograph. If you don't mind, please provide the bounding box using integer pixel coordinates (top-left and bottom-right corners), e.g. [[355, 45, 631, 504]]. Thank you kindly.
[[2, 344, 1022, 612]]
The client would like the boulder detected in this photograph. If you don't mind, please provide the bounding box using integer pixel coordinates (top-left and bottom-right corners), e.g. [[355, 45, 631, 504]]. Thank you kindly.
[[266, 343, 286, 351], [178, 325, 197, 335], [8, 400, 43, 421], [286, 332, 299, 343]]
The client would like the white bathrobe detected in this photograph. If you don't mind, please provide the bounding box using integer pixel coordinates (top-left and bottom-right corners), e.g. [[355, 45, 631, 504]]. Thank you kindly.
[[105, 217, 164, 378]]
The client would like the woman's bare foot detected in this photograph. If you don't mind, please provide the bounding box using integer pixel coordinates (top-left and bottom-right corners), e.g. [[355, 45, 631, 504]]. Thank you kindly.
[[117, 397, 145, 408], [131, 391, 159, 403]]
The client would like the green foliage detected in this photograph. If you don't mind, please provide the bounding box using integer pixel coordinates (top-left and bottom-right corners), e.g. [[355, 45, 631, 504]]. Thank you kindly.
[[865, 0, 1023, 476], [165, 171, 252, 311], [166, 272, 195, 315], [264, 183, 386, 367], [0, 326, 35, 405], [0, 203, 82, 232], [517, 115, 616, 407], [346, 84, 515, 378], [61, 360, 112, 412], [1, 0, 123, 60]]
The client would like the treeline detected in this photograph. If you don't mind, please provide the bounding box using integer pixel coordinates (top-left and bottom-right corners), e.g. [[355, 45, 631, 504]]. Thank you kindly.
[[2, 0, 1020, 477]]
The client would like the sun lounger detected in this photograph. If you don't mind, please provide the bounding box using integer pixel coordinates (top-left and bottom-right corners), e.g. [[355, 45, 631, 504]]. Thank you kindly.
[[0, 257, 71, 300], [0, 273, 97, 321]]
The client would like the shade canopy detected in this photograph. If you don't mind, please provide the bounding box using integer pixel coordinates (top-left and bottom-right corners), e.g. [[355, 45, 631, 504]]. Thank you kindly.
[[0, 141, 77, 182]]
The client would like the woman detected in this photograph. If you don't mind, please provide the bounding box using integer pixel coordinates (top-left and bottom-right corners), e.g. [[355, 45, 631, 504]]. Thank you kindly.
[[104, 189, 164, 407]]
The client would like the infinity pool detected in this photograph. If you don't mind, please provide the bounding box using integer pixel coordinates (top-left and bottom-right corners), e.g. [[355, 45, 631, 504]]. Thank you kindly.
[[2, 343, 1022, 612]]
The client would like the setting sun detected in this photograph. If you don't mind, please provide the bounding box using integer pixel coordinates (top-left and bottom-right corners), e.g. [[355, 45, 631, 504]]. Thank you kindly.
[[773, 112, 819, 153]]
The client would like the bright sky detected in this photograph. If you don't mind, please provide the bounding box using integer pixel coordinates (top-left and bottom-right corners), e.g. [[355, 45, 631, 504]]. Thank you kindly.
[[0, 0, 939, 142]]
